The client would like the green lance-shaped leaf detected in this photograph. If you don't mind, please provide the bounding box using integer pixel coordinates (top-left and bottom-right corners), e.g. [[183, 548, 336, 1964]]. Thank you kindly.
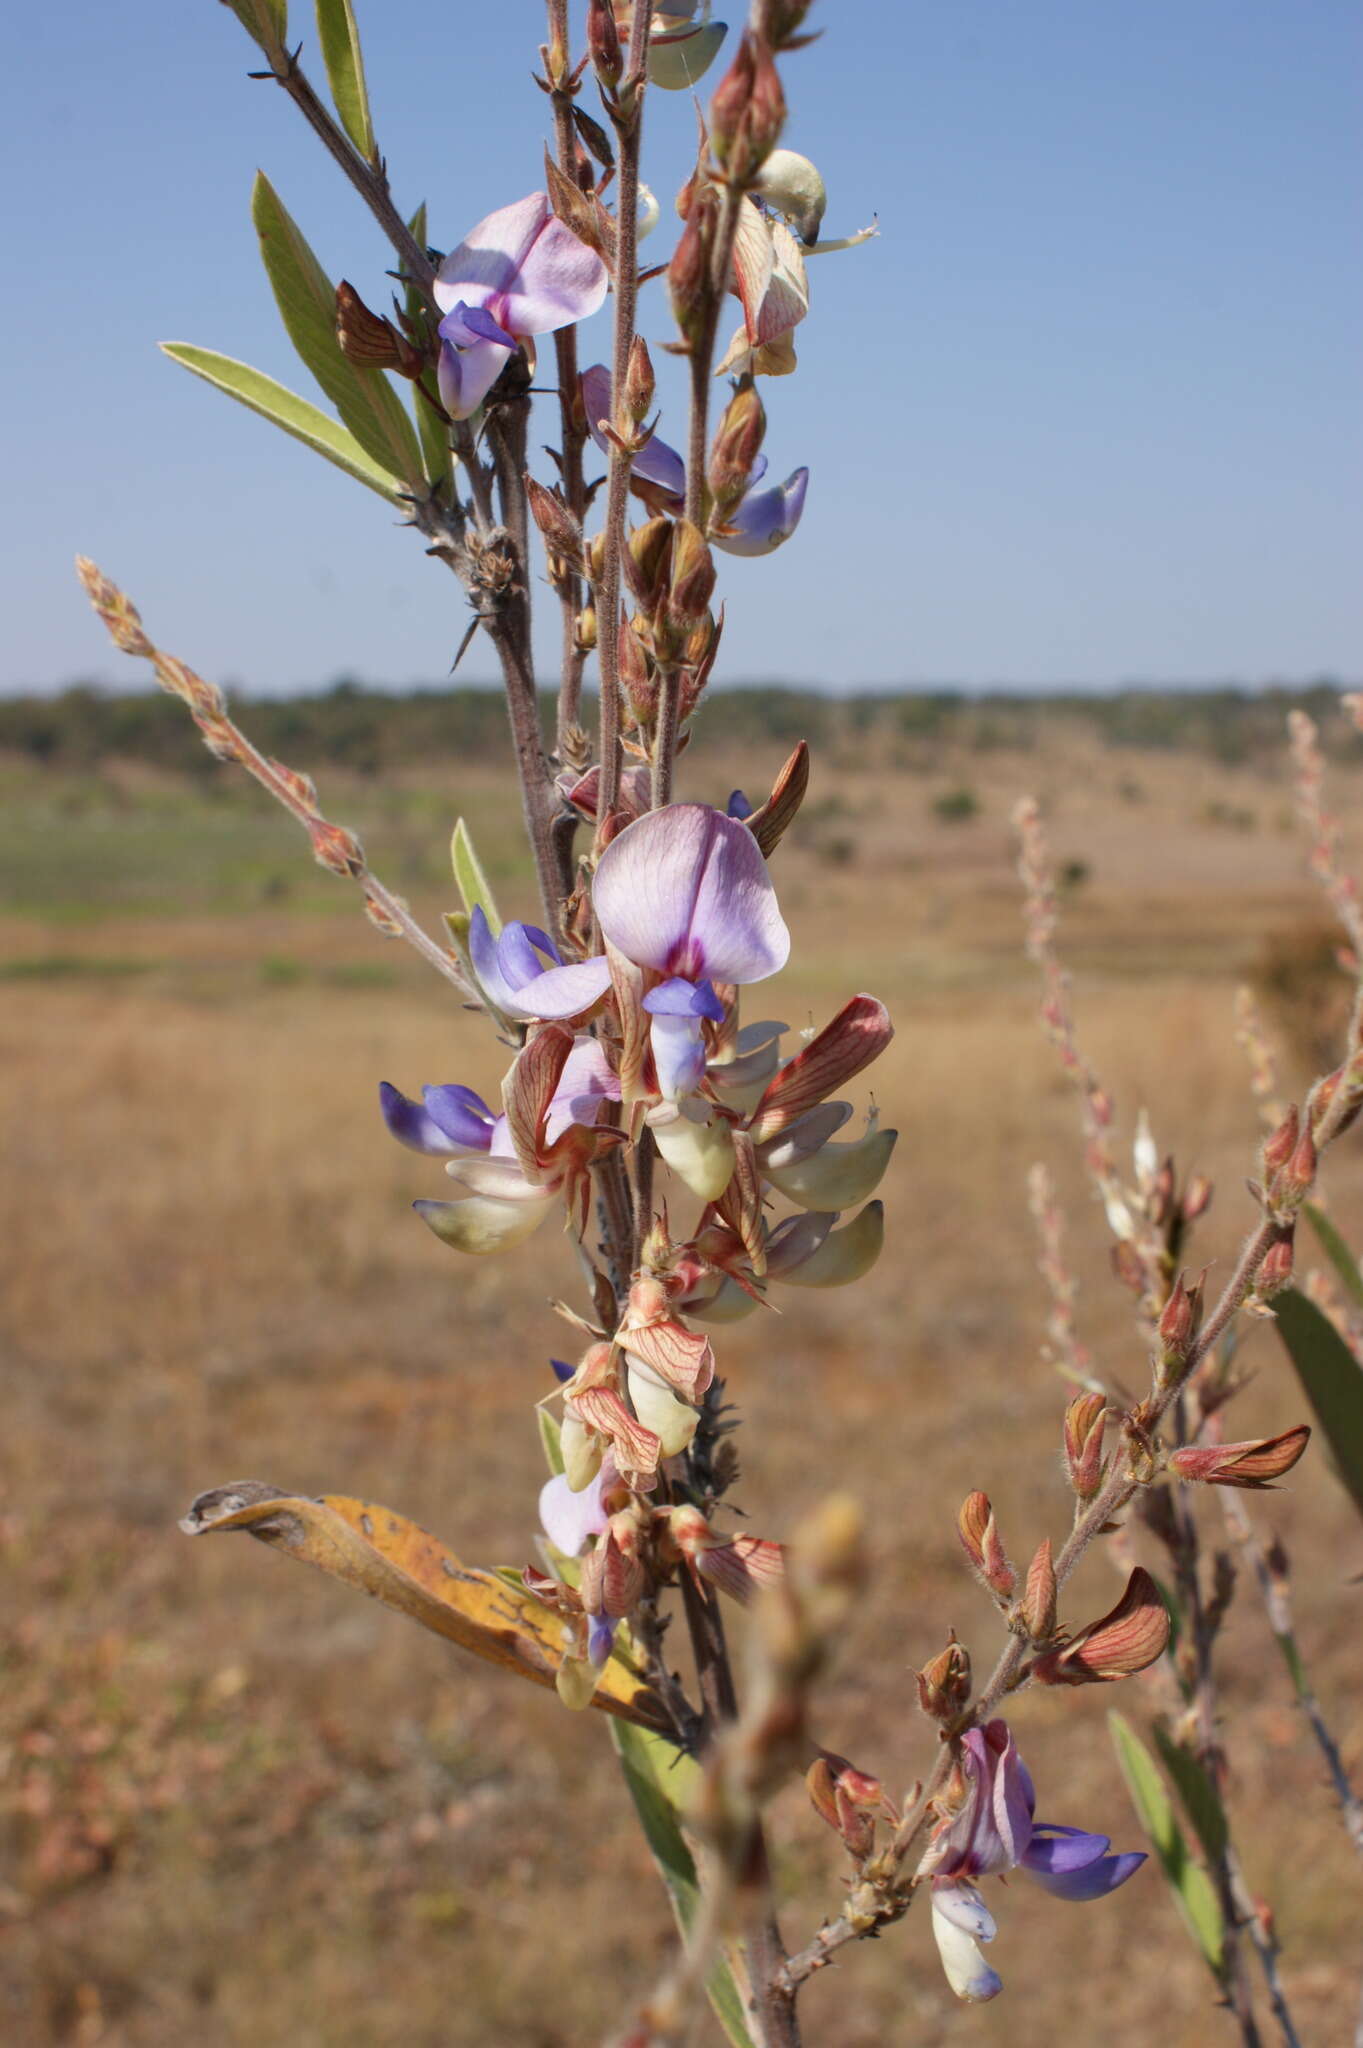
[[314, 0, 376, 162], [451, 817, 502, 933], [252, 171, 424, 492], [1109, 1711, 1224, 1979], [160, 345, 403, 501], [1303, 1202, 1363, 1309], [538, 1405, 565, 1478], [221, 0, 288, 59], [1273, 1287, 1363, 1523], [1151, 1725, 1230, 1867], [610, 1722, 759, 2048], [407, 203, 454, 491]]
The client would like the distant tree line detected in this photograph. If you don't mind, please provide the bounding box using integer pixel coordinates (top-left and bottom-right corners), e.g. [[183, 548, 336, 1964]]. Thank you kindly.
[[0, 678, 1354, 774]]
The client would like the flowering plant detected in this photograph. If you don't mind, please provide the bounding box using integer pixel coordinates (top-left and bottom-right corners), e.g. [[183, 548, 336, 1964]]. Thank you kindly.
[[75, 1, 1363, 2041]]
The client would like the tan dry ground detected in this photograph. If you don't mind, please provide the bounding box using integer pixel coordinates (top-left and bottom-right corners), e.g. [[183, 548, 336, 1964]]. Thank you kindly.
[[3, 726, 1362, 2046]]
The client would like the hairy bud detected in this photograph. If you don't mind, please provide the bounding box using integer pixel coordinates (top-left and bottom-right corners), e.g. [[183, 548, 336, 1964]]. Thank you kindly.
[[1019, 1538, 1058, 1641], [709, 30, 785, 183], [1063, 1392, 1107, 1500], [1262, 1105, 1300, 1178], [916, 1632, 972, 1720], [957, 1491, 1015, 1601], [667, 210, 711, 343], [526, 476, 584, 569], [665, 519, 716, 630], [708, 382, 766, 523], [1170, 1424, 1310, 1490], [308, 819, 365, 877], [623, 335, 655, 424], [1181, 1172, 1214, 1223], [587, 0, 623, 88], [624, 516, 674, 608], [1256, 1229, 1295, 1299]]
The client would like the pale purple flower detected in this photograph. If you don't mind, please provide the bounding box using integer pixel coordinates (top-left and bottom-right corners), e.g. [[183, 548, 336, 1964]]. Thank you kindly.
[[468, 906, 611, 1021], [539, 1463, 612, 1556], [592, 804, 790, 1103], [435, 193, 608, 419], [918, 1719, 1145, 2004], [580, 365, 808, 556]]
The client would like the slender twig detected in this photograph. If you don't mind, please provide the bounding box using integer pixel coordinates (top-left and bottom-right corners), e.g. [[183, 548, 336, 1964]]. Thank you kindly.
[[75, 560, 474, 1000], [594, 0, 653, 821], [650, 667, 682, 808]]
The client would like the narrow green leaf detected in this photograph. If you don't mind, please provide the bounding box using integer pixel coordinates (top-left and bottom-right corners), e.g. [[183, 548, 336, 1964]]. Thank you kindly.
[[1304, 1203, 1363, 1307], [160, 344, 401, 500], [221, 0, 288, 57], [406, 203, 454, 491], [451, 818, 501, 933], [315, 0, 375, 162], [1151, 1725, 1229, 1866], [1110, 1711, 1224, 1978], [251, 172, 424, 491], [1273, 1288, 1363, 1523], [610, 1723, 758, 2048], [538, 1406, 565, 1478]]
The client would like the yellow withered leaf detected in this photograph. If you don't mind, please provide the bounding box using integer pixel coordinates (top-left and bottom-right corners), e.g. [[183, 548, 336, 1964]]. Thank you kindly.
[[180, 1481, 670, 1732]]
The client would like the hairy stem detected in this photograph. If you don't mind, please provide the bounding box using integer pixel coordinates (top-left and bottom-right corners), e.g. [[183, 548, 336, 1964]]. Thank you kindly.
[[594, 0, 653, 820], [545, 0, 591, 751]]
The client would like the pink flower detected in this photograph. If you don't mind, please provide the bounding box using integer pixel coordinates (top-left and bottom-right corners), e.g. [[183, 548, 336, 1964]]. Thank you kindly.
[[435, 193, 608, 418]]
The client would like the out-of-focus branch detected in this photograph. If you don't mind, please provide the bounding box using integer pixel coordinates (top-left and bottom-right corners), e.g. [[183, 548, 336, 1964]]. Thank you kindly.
[[76, 559, 474, 999]]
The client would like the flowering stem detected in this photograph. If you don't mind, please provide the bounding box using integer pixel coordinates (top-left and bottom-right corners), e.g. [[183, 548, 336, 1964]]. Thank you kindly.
[[651, 666, 682, 808], [545, 0, 591, 751], [595, 0, 654, 821]]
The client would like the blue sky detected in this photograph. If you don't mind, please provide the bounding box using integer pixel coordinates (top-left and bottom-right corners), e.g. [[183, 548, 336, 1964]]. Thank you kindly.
[[5, 0, 1360, 692]]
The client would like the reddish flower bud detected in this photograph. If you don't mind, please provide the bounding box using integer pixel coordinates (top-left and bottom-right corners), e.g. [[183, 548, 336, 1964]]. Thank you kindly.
[[1020, 1538, 1057, 1641], [665, 519, 717, 630], [916, 1632, 972, 1720], [1110, 1238, 1147, 1295], [1262, 1106, 1300, 1177], [710, 31, 786, 183], [308, 819, 365, 876], [623, 516, 674, 607], [1032, 1567, 1170, 1686], [957, 1491, 1015, 1600], [587, 0, 623, 87], [1257, 1230, 1295, 1298], [623, 335, 655, 424], [1276, 1125, 1318, 1210], [1064, 1393, 1107, 1501], [807, 1752, 882, 1860], [668, 212, 711, 344], [708, 382, 766, 521], [1181, 1172, 1214, 1223], [1169, 1425, 1310, 1490], [526, 476, 584, 569]]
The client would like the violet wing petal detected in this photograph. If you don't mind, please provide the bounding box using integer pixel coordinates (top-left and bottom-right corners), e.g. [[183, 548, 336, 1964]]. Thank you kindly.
[[545, 1035, 621, 1144], [588, 1614, 618, 1667], [643, 975, 726, 1021], [422, 1084, 495, 1150], [1021, 1824, 1111, 1877], [439, 301, 518, 352], [581, 363, 613, 456], [592, 803, 790, 985], [498, 919, 560, 991], [502, 955, 613, 1021], [379, 1081, 461, 1155], [631, 427, 687, 499], [726, 788, 754, 820], [713, 467, 809, 558], [437, 331, 511, 420], [469, 904, 521, 1010], [1022, 1840, 1146, 1902]]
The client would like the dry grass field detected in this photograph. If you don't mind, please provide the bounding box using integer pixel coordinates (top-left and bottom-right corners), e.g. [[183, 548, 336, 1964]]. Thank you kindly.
[[3, 711, 1362, 2046]]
